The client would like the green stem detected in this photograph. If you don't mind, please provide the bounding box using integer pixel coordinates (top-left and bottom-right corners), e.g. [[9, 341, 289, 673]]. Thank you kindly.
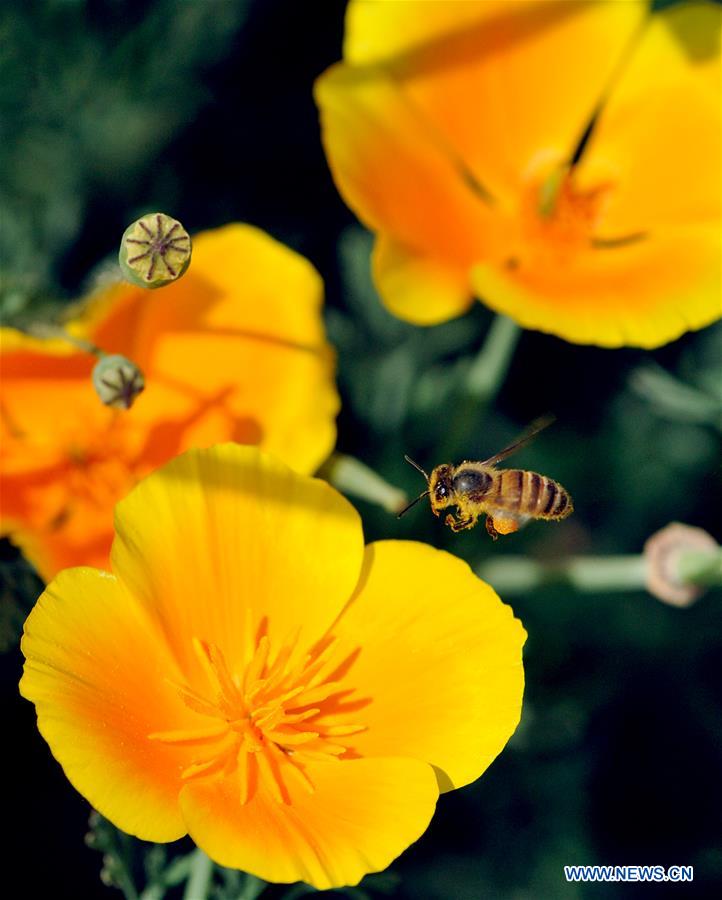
[[478, 549, 722, 597], [465, 313, 521, 402], [677, 549, 722, 587], [320, 453, 407, 514], [629, 363, 722, 431], [20, 321, 102, 356], [437, 314, 522, 461], [183, 849, 214, 900], [478, 555, 648, 595], [113, 831, 140, 900], [238, 872, 267, 900]]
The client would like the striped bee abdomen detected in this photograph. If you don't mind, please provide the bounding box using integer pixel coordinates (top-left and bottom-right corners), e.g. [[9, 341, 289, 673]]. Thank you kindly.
[[497, 469, 573, 520]]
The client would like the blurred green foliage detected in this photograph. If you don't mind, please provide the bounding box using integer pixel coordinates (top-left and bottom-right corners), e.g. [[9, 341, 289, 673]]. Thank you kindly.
[[0, 0, 250, 303], [2, 0, 721, 898]]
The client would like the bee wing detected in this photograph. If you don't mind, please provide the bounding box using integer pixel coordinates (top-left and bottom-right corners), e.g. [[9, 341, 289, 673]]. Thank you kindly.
[[480, 414, 556, 466]]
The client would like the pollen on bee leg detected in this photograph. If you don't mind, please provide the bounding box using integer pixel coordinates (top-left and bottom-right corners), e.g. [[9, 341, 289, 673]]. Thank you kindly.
[[491, 515, 521, 535]]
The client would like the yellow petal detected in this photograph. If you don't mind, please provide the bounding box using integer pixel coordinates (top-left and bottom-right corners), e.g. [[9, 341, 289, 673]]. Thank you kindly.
[[179, 756, 438, 889], [332, 541, 526, 791], [342, 1, 647, 202], [20, 567, 192, 841], [111, 444, 364, 680], [577, 2, 721, 235], [317, 2, 648, 327], [344, 0, 515, 65], [472, 223, 722, 348], [315, 63, 495, 265], [372, 236, 473, 325]]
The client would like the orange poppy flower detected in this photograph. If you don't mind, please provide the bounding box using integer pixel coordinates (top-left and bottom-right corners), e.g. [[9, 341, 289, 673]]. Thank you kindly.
[[20, 444, 526, 889], [315, 0, 721, 347], [1, 224, 338, 580]]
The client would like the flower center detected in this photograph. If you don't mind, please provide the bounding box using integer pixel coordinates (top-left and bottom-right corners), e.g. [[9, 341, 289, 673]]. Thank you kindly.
[[500, 164, 646, 272], [49, 419, 138, 522], [150, 635, 366, 805]]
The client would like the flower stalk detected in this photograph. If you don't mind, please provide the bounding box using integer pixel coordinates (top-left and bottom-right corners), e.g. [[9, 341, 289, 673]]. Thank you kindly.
[[464, 314, 522, 403], [321, 453, 408, 514], [436, 313, 522, 462], [183, 849, 215, 900], [19, 321, 102, 356], [477, 555, 648, 596], [478, 538, 721, 603]]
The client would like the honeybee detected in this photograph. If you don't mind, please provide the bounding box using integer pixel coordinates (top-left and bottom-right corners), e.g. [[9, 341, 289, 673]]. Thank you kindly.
[[398, 416, 573, 540]]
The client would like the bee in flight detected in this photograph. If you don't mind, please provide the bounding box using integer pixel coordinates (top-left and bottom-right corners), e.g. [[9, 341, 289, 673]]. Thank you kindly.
[[398, 415, 573, 540]]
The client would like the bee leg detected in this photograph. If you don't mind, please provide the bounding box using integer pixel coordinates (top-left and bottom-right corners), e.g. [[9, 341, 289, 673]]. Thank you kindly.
[[445, 513, 476, 533], [485, 516, 499, 541]]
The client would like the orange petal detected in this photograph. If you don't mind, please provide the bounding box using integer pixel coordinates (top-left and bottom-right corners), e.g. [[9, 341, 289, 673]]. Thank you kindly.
[[344, 0, 515, 64], [6, 506, 119, 582], [20, 567, 193, 841], [315, 63, 495, 265], [332, 541, 526, 791], [0, 331, 130, 577], [88, 225, 329, 361], [472, 223, 722, 348], [179, 756, 438, 889], [111, 445, 364, 681], [67, 224, 338, 474], [342, 0, 647, 202], [2, 225, 339, 579], [147, 329, 338, 475], [372, 236, 473, 325], [0, 330, 98, 473], [577, 2, 721, 235]]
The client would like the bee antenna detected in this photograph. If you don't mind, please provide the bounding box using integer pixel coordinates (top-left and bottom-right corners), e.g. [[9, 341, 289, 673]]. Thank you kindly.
[[397, 490, 430, 519], [403, 455, 430, 482]]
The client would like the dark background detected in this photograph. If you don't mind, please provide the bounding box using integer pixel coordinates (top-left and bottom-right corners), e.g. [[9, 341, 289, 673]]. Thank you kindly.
[[2, 0, 721, 897]]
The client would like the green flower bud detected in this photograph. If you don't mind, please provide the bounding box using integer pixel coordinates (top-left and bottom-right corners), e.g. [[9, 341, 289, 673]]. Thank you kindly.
[[118, 213, 192, 289], [92, 354, 145, 409]]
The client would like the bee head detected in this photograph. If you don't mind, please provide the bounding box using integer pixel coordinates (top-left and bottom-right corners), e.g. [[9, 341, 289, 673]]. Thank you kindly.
[[428, 465, 455, 515]]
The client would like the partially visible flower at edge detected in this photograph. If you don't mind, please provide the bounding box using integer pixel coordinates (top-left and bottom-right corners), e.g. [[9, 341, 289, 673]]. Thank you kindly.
[[1, 224, 338, 580], [20, 443, 526, 889], [315, 0, 722, 348]]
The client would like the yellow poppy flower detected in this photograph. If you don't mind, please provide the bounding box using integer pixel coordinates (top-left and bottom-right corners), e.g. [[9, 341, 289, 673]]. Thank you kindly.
[[315, 0, 721, 348], [1, 224, 338, 579], [20, 444, 526, 889]]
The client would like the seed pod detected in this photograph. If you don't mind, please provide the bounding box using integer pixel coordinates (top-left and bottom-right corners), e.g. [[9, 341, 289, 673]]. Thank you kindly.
[[92, 354, 145, 410], [118, 213, 192, 289]]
